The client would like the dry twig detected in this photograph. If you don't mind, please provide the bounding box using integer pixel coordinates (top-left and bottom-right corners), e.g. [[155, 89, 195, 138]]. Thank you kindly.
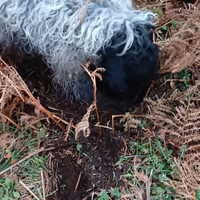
[[81, 62, 105, 136], [0, 58, 74, 132], [19, 180, 40, 200]]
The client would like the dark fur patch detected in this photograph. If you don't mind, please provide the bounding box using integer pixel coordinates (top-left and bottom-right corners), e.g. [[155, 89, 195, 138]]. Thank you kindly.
[[97, 28, 159, 103]]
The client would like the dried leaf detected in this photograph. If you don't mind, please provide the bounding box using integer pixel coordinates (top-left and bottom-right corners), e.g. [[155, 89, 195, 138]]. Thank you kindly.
[[75, 102, 95, 140], [0, 131, 14, 148]]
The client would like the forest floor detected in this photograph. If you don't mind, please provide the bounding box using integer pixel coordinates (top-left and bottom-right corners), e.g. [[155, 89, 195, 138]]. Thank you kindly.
[[0, 0, 200, 200]]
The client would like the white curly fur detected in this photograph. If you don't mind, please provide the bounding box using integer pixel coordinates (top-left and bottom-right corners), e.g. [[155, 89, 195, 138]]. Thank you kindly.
[[0, 0, 156, 100]]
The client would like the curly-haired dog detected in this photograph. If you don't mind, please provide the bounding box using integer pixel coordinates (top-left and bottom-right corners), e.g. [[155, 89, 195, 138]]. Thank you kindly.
[[0, 0, 159, 103]]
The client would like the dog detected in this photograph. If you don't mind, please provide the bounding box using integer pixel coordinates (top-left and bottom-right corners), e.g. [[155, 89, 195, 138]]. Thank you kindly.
[[0, 0, 159, 103]]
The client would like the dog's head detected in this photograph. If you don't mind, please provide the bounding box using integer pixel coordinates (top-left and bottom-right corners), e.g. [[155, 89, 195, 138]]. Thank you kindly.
[[96, 26, 159, 103]]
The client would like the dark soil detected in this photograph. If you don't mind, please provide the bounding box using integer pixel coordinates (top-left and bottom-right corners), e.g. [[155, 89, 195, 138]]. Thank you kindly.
[[0, 48, 134, 199], [1, 47, 169, 200], [47, 133, 125, 200]]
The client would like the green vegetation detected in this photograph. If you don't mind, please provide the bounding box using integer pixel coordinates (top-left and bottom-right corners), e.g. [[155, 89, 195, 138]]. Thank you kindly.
[[97, 135, 188, 199], [177, 68, 192, 91], [0, 178, 20, 200], [0, 123, 53, 199]]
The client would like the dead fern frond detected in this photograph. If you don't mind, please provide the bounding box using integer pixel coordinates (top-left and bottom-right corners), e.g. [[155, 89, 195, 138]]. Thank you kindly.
[[145, 79, 200, 166], [0, 58, 71, 131], [75, 102, 95, 140], [81, 62, 105, 136], [120, 113, 143, 132], [164, 158, 200, 199], [157, 1, 200, 74]]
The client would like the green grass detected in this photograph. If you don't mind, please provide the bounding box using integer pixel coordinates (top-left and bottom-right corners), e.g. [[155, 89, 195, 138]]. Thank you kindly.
[[98, 188, 122, 200], [0, 178, 20, 200], [19, 155, 50, 199], [125, 139, 176, 199], [97, 135, 188, 200], [177, 68, 192, 91], [0, 122, 54, 199]]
